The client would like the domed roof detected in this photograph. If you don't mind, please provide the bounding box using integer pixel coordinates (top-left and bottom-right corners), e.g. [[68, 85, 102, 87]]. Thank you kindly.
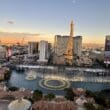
[[8, 98, 31, 110]]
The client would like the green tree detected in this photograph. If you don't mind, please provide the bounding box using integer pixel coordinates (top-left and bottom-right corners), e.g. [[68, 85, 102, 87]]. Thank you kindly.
[[44, 93, 55, 101], [86, 90, 95, 97], [95, 105, 104, 110], [106, 99, 110, 108], [8, 86, 19, 91], [32, 90, 43, 101], [84, 103, 95, 110], [64, 88, 75, 101], [86, 90, 107, 107], [94, 95, 106, 107], [4, 70, 11, 80]]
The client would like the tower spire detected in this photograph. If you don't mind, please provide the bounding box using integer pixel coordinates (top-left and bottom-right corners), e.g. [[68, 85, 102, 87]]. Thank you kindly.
[[64, 20, 74, 65], [70, 20, 74, 37]]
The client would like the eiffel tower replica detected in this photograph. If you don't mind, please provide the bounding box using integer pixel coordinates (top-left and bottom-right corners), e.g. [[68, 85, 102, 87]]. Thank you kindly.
[[64, 21, 74, 65]]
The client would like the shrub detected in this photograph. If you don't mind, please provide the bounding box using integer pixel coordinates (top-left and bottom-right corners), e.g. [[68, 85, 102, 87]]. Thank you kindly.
[[64, 88, 75, 101], [86, 90, 95, 97], [8, 86, 19, 91], [32, 90, 43, 101], [95, 105, 104, 110], [84, 102, 95, 110], [44, 93, 55, 101]]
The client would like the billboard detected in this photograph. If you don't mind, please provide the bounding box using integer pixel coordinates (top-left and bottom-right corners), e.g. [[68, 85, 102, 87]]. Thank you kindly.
[[104, 36, 110, 64]]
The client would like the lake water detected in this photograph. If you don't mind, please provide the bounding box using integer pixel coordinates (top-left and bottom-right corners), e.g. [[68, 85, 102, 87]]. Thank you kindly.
[[7, 70, 110, 95]]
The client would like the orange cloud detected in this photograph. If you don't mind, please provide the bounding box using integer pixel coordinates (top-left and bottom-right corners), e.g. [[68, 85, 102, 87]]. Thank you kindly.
[[0, 31, 54, 45]]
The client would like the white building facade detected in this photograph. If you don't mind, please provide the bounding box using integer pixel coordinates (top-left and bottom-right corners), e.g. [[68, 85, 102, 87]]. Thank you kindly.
[[54, 35, 69, 57], [38, 40, 49, 63], [74, 36, 82, 56]]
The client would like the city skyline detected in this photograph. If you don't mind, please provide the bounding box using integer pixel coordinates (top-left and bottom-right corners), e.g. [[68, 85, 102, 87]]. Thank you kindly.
[[0, 0, 110, 44]]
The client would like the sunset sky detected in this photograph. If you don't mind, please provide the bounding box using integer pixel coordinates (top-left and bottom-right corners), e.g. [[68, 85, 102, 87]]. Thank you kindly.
[[0, 0, 110, 44]]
